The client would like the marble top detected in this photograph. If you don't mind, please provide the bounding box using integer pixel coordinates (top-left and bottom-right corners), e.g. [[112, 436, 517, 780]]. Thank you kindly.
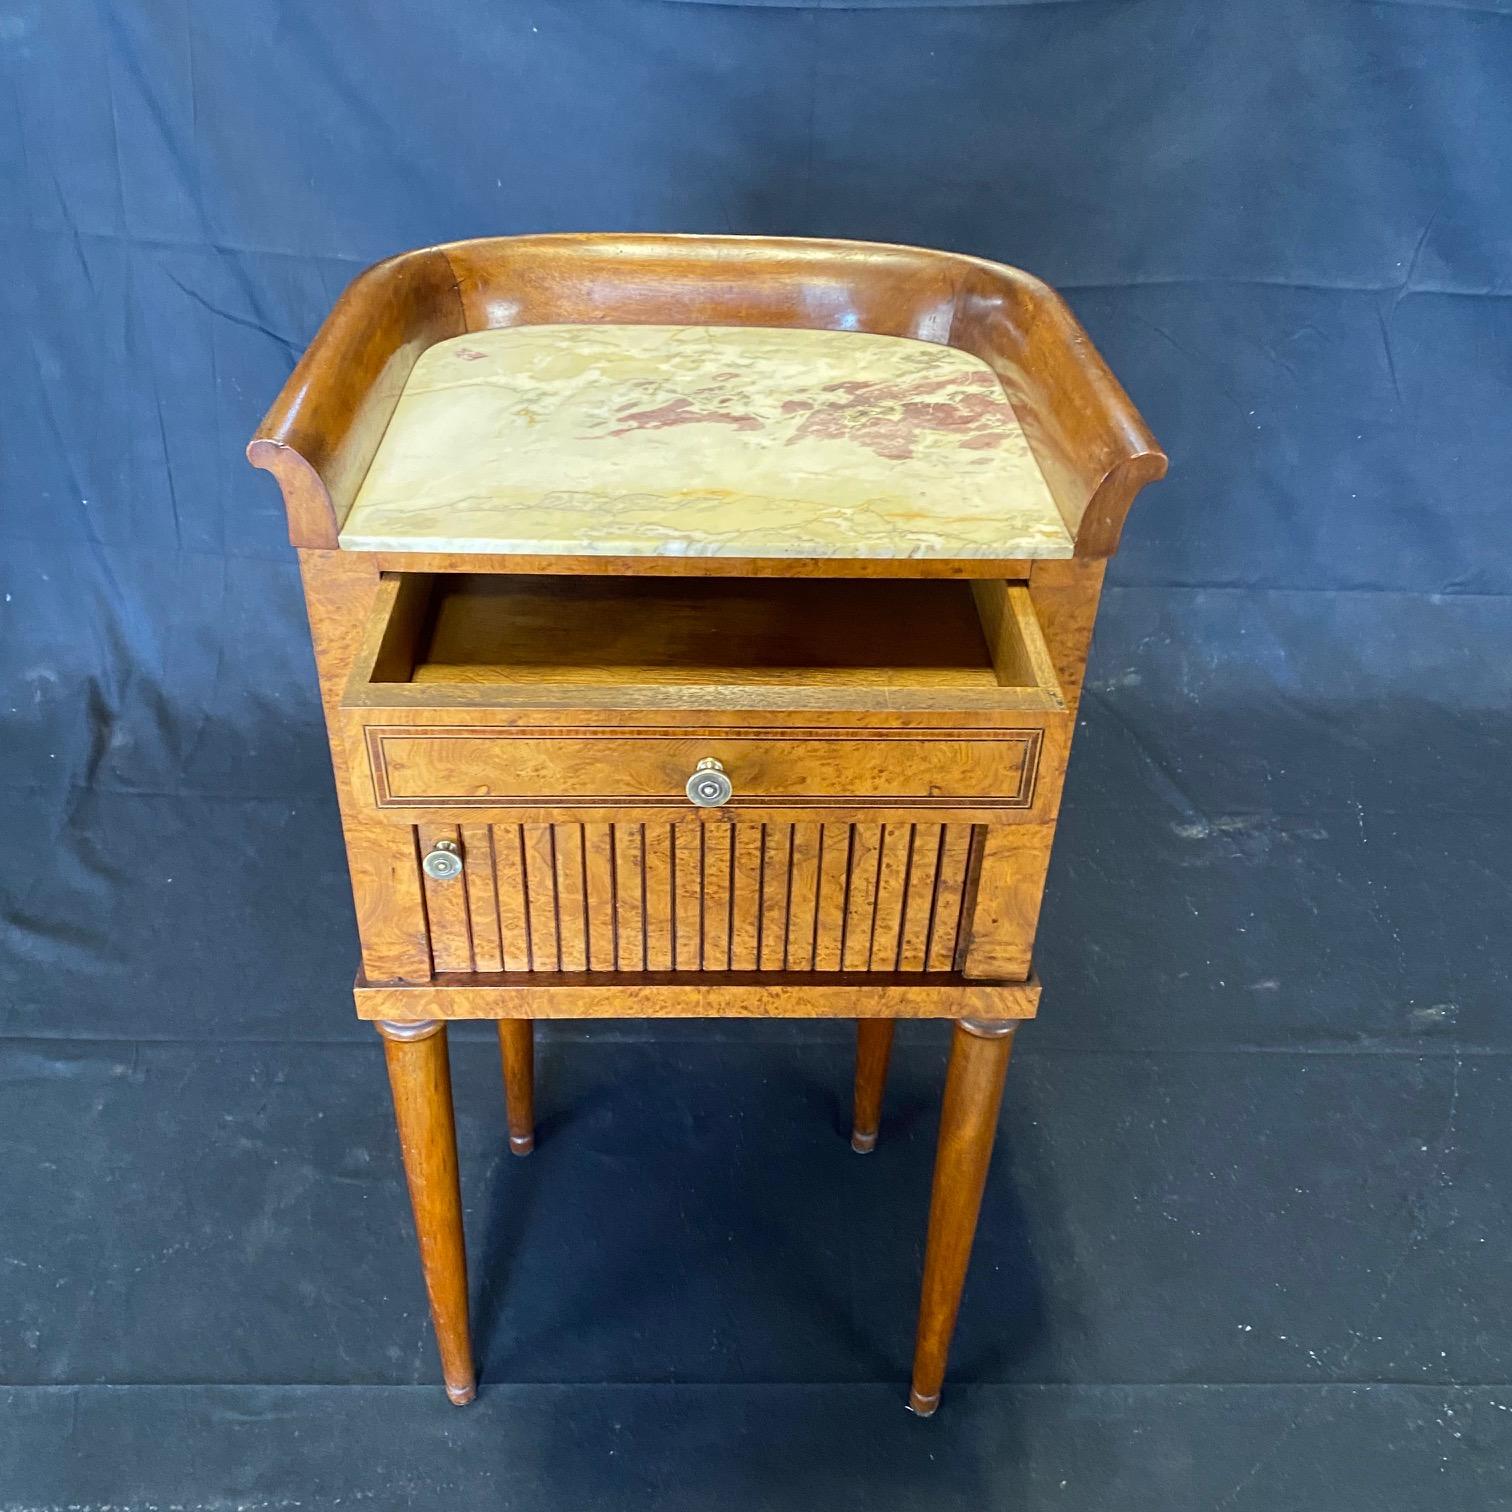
[[339, 325, 1072, 560]]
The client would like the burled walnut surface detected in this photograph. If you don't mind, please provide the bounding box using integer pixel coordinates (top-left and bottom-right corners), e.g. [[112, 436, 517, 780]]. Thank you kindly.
[[338, 325, 1072, 559]]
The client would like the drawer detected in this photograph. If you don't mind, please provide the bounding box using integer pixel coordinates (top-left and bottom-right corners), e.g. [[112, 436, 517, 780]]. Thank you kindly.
[[363, 724, 1043, 811], [341, 571, 1067, 821]]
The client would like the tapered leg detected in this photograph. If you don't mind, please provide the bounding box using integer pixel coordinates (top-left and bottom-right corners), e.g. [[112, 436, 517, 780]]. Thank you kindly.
[[378, 1020, 475, 1405], [909, 1018, 1017, 1417], [850, 1019, 896, 1153], [496, 1018, 536, 1156]]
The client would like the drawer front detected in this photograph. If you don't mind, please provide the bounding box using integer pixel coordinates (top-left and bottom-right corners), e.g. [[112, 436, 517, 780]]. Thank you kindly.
[[363, 724, 1043, 812], [414, 819, 983, 974]]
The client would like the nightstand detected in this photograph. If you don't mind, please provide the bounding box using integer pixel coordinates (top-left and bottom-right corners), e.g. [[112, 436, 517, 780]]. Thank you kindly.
[[247, 233, 1165, 1412]]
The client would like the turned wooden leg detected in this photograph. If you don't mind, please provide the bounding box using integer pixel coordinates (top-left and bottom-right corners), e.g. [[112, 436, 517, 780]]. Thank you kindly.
[[496, 1018, 536, 1156], [377, 1020, 475, 1405], [850, 1019, 895, 1153], [909, 1017, 1017, 1417]]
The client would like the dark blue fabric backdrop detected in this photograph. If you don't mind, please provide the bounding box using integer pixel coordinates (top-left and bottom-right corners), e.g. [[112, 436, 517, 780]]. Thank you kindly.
[[4, 0, 1508, 1039]]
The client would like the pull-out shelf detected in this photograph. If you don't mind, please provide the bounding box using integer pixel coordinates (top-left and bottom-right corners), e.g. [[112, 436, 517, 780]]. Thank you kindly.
[[339, 571, 1068, 824]]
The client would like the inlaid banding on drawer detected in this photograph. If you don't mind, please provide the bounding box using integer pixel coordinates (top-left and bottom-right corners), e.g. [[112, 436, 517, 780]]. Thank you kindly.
[[364, 725, 1043, 811]]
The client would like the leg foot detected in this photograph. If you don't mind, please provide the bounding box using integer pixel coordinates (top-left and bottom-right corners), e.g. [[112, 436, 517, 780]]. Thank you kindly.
[[497, 1019, 535, 1156], [378, 1020, 475, 1405], [850, 1019, 895, 1153], [908, 1018, 1016, 1416]]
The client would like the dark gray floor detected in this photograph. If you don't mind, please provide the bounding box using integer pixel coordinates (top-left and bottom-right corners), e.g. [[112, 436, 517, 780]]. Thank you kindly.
[[2, 586, 1509, 1509]]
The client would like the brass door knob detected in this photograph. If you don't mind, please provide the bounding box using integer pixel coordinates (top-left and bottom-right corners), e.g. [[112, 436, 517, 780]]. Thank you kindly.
[[685, 757, 732, 808], [422, 839, 463, 880]]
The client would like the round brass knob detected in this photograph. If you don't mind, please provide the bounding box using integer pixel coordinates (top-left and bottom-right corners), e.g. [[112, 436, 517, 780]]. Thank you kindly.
[[686, 757, 732, 808], [422, 839, 463, 881]]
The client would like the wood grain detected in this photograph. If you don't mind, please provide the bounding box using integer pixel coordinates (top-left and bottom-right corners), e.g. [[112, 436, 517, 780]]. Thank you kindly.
[[970, 581, 1064, 700], [909, 1020, 1015, 1416], [785, 826, 822, 972], [870, 824, 912, 971], [429, 821, 983, 978], [1027, 558, 1106, 717], [553, 823, 589, 972], [813, 824, 852, 972], [345, 570, 1063, 716], [759, 825, 792, 972], [496, 1019, 535, 1155], [850, 1019, 896, 1153], [643, 824, 674, 971], [373, 551, 1040, 580], [377, 1021, 474, 1404], [494, 825, 531, 972], [357, 973, 1040, 1022], [359, 721, 1046, 818], [297, 551, 432, 982], [522, 824, 560, 972], [673, 823, 703, 971], [842, 823, 884, 972], [928, 826, 979, 972], [249, 248, 465, 548], [583, 823, 617, 972], [702, 825, 733, 972], [417, 823, 472, 972], [459, 825, 502, 972], [896, 823, 942, 972], [960, 824, 1056, 981], [729, 825, 764, 972], [613, 824, 647, 971], [398, 574, 1067, 715], [251, 236, 1162, 560], [416, 575, 1008, 687]]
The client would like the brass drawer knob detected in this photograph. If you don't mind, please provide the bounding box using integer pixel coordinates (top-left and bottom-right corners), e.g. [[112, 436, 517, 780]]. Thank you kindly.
[[422, 839, 463, 881], [686, 757, 732, 808]]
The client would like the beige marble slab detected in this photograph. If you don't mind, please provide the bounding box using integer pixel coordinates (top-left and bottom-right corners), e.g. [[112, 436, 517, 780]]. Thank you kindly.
[[339, 324, 1072, 559]]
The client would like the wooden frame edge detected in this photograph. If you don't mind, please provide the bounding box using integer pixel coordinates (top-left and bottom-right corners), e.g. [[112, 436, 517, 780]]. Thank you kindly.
[[353, 970, 1042, 1022]]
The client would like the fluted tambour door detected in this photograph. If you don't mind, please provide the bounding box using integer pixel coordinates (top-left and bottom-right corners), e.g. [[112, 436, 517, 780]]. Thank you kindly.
[[414, 821, 982, 975]]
